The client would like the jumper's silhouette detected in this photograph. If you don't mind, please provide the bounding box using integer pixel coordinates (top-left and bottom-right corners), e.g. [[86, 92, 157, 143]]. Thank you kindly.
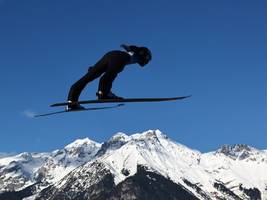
[[67, 44, 152, 110]]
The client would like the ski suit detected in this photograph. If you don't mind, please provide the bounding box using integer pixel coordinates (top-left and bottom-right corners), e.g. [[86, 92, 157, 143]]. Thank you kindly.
[[67, 50, 131, 102]]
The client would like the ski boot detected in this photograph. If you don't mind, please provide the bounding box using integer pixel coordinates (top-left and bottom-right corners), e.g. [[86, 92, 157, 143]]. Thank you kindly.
[[96, 91, 124, 100], [65, 101, 85, 111]]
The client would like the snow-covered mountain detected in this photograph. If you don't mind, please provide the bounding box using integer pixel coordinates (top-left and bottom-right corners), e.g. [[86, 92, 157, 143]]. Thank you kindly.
[[0, 138, 100, 193], [0, 130, 266, 200]]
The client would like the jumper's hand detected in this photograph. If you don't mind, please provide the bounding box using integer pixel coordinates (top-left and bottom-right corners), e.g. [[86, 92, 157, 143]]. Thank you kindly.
[[120, 44, 139, 53], [120, 44, 131, 51]]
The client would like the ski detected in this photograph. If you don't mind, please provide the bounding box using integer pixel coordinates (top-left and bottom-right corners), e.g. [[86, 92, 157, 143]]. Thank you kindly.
[[34, 104, 124, 118], [50, 95, 191, 107]]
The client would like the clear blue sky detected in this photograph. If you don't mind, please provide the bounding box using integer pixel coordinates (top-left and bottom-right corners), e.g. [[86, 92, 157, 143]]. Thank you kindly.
[[0, 0, 266, 153]]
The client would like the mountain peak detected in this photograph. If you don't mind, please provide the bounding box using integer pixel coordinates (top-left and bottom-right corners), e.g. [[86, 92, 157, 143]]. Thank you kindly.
[[108, 130, 166, 143], [216, 144, 257, 160], [108, 132, 130, 143], [99, 130, 169, 155], [131, 129, 168, 141], [65, 137, 100, 150]]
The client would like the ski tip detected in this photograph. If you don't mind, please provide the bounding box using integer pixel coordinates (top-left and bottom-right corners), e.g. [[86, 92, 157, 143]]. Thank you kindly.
[[175, 95, 192, 100], [184, 95, 192, 98], [50, 103, 65, 107]]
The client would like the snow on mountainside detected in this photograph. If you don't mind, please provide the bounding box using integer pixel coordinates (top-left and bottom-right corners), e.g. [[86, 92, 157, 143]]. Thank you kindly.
[[95, 130, 202, 185], [0, 138, 100, 193], [0, 130, 267, 200]]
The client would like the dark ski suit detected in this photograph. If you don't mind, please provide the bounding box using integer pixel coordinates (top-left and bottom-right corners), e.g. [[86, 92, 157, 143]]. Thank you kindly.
[[67, 50, 131, 102]]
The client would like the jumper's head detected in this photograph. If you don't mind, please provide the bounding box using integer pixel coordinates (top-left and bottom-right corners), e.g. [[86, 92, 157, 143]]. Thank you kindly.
[[137, 47, 152, 67], [121, 44, 152, 67]]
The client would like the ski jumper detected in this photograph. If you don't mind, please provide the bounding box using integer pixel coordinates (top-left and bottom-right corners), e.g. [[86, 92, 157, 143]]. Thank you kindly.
[[67, 50, 131, 102]]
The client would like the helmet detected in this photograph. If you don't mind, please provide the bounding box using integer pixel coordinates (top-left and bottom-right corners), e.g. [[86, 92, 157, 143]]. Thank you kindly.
[[137, 47, 152, 67], [121, 44, 152, 67]]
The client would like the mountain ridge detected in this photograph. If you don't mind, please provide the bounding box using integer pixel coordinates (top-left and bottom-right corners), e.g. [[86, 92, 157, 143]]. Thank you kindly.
[[0, 130, 266, 200]]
